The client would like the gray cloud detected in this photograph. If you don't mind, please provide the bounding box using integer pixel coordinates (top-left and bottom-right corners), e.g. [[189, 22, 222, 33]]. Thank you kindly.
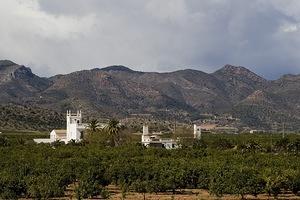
[[0, 0, 300, 79]]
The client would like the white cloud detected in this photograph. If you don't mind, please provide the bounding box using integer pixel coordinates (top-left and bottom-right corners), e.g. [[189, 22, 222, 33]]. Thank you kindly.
[[1, 0, 96, 39], [0, 0, 97, 74], [145, 0, 188, 22], [0, 0, 300, 79], [280, 23, 299, 33]]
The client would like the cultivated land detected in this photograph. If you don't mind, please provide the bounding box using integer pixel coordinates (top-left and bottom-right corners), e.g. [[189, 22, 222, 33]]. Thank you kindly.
[[1, 129, 300, 199]]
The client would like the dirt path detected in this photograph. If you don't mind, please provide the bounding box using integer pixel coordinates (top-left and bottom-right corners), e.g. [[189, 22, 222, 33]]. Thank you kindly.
[[60, 185, 300, 199]]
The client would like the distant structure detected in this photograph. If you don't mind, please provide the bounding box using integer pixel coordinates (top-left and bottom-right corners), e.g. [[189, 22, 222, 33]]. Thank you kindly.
[[141, 125, 177, 149], [196, 123, 238, 134], [249, 129, 266, 134], [34, 110, 88, 143], [193, 124, 202, 139]]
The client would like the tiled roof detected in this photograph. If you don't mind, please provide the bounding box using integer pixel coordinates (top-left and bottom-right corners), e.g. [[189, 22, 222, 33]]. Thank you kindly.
[[53, 130, 67, 136]]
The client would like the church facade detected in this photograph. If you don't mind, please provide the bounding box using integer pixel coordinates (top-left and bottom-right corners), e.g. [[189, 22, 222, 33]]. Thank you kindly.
[[34, 110, 87, 143]]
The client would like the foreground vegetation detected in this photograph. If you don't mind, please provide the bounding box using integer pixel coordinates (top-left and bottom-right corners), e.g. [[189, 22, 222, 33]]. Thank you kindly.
[[1, 127, 300, 199]]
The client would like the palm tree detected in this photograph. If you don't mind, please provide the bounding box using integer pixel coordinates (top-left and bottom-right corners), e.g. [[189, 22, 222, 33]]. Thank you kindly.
[[105, 119, 123, 146], [87, 119, 99, 132]]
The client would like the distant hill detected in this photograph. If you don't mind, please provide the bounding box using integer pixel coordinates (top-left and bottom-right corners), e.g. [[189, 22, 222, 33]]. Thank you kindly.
[[0, 104, 64, 131], [1, 60, 300, 130], [0, 60, 50, 104]]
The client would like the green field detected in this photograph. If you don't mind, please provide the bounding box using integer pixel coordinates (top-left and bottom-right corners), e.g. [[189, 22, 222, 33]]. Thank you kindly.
[[1, 130, 300, 199], [0, 130, 48, 145]]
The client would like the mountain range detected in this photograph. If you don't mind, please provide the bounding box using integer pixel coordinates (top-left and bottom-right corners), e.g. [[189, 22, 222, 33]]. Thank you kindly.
[[1, 60, 300, 131]]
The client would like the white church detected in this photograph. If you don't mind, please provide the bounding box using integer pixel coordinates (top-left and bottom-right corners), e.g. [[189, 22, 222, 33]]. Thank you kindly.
[[34, 110, 88, 144]]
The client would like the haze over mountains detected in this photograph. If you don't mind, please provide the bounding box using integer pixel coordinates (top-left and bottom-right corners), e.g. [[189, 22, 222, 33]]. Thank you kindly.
[[1, 60, 300, 130]]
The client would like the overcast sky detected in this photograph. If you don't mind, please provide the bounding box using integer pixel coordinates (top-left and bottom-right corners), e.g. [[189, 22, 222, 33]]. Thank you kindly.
[[0, 0, 300, 79]]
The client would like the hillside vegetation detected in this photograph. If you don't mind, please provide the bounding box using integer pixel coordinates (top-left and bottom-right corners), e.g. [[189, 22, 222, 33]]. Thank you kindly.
[[0, 104, 65, 131]]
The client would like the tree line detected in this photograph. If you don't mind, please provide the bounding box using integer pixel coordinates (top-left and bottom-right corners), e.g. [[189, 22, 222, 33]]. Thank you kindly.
[[1, 120, 300, 199]]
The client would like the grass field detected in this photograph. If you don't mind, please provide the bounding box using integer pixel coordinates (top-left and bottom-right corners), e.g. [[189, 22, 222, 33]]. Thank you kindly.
[[0, 129, 48, 144]]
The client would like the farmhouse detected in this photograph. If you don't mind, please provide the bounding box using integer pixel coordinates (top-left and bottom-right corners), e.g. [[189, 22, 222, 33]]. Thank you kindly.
[[34, 110, 89, 143], [141, 124, 202, 149], [141, 125, 178, 149]]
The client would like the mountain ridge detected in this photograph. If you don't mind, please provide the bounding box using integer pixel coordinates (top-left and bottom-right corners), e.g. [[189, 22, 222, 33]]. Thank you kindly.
[[1, 60, 300, 130]]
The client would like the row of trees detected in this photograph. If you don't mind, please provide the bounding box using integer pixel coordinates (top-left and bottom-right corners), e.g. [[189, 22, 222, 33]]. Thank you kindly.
[[1, 145, 300, 199], [1, 121, 300, 199]]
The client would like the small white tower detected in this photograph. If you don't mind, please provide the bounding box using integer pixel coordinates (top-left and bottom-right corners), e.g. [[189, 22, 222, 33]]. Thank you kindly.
[[193, 124, 202, 139], [141, 125, 151, 145], [143, 125, 149, 135], [66, 110, 83, 141]]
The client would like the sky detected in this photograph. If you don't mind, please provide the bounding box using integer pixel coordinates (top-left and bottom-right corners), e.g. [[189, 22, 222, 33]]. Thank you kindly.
[[0, 0, 300, 79]]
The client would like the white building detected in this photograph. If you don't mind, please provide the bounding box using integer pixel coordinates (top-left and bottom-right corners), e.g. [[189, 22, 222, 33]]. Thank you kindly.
[[141, 125, 178, 149], [193, 124, 202, 139], [34, 110, 88, 144], [249, 129, 265, 134], [66, 110, 87, 141], [50, 129, 67, 141]]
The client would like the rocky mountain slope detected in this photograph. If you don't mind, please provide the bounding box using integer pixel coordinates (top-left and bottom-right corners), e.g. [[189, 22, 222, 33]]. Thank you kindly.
[[0, 60, 50, 104], [1, 60, 300, 130]]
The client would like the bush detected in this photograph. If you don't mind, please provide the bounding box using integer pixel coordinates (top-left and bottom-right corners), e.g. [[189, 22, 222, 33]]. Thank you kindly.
[[237, 140, 263, 153], [0, 172, 26, 199], [26, 175, 64, 199], [232, 167, 265, 198], [209, 163, 236, 197], [0, 136, 9, 147], [263, 169, 285, 198], [211, 138, 234, 150], [75, 164, 110, 199]]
